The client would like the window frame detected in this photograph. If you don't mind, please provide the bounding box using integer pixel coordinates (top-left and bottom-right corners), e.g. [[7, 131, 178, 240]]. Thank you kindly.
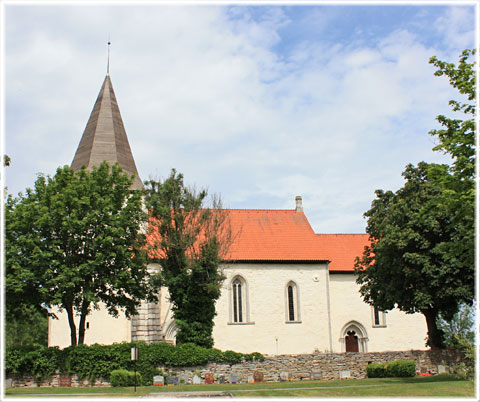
[[371, 306, 387, 327], [285, 281, 301, 323], [228, 275, 253, 325]]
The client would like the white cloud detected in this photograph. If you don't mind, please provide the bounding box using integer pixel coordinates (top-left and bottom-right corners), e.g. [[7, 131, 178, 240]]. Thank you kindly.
[[435, 6, 476, 51], [4, 4, 475, 234]]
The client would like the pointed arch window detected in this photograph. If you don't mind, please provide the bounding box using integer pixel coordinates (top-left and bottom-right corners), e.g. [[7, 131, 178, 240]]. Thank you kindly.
[[229, 275, 252, 324], [285, 281, 301, 323], [233, 278, 243, 323]]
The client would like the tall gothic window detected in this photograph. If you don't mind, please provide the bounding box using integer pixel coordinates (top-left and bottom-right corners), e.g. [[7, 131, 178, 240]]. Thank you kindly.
[[285, 281, 300, 322], [233, 278, 243, 323], [287, 285, 295, 321]]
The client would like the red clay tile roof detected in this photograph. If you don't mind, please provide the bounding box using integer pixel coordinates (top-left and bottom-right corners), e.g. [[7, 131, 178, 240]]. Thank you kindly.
[[146, 208, 370, 269], [224, 209, 327, 262], [316, 234, 370, 272]]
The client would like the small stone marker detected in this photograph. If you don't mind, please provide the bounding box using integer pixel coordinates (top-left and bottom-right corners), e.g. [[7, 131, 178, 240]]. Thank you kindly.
[[179, 374, 189, 384], [229, 373, 239, 384], [153, 375, 164, 386], [280, 371, 289, 381], [192, 374, 202, 384], [219, 375, 226, 384], [205, 373, 215, 384], [437, 365, 446, 374], [248, 374, 254, 383], [59, 377, 72, 387], [253, 371, 264, 383], [166, 376, 179, 385], [339, 370, 351, 379], [310, 372, 322, 380]]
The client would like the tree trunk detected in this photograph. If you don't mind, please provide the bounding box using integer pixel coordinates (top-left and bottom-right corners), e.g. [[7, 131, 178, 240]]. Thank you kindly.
[[77, 299, 89, 345], [423, 308, 445, 349], [65, 304, 77, 347]]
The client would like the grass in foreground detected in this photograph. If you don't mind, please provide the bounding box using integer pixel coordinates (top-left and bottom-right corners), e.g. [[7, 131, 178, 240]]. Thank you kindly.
[[4, 375, 475, 398]]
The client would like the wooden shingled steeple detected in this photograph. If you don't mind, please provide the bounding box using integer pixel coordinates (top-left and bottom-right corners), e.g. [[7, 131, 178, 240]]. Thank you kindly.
[[71, 74, 143, 190]]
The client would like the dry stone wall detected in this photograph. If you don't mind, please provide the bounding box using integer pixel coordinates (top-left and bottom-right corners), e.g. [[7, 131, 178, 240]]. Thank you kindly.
[[9, 349, 462, 387], [158, 349, 462, 382]]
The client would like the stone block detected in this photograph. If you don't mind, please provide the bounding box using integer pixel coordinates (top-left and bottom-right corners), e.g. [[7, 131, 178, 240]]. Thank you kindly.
[[59, 377, 72, 387], [280, 371, 289, 381], [166, 376, 179, 385], [205, 373, 215, 384], [310, 372, 322, 380], [253, 371, 264, 382]]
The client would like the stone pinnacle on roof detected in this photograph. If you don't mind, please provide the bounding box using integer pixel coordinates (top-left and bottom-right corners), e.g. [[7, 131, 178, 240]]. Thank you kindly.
[[71, 74, 143, 190]]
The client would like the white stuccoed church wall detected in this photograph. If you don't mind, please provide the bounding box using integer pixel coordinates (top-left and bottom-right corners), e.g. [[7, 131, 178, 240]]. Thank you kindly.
[[329, 273, 428, 352], [211, 262, 332, 355], [49, 265, 428, 354], [48, 305, 131, 348]]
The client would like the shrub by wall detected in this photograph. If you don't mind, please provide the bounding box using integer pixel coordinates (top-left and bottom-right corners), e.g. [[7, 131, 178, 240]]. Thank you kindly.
[[367, 360, 416, 378], [365, 362, 386, 378], [385, 360, 416, 377], [110, 370, 143, 387]]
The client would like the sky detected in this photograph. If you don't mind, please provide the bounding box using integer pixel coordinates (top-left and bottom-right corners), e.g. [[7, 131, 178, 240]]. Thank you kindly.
[[2, 1, 477, 234]]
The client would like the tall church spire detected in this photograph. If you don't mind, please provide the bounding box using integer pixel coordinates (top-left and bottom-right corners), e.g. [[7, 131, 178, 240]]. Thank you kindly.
[[71, 75, 144, 190]]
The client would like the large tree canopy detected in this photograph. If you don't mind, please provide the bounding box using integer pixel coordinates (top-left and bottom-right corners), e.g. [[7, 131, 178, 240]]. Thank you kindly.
[[355, 162, 474, 348], [429, 48, 476, 180], [144, 169, 232, 348], [355, 50, 475, 349], [6, 162, 157, 346]]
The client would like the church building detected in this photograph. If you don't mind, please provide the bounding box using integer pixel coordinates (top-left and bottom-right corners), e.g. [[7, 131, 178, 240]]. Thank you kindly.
[[48, 73, 428, 354]]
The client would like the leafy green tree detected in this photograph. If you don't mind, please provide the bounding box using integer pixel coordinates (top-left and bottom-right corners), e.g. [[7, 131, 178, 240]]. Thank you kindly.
[[6, 162, 157, 346], [144, 169, 232, 348], [429, 49, 475, 180], [427, 49, 476, 280], [5, 306, 48, 349], [355, 162, 475, 348], [355, 50, 475, 349]]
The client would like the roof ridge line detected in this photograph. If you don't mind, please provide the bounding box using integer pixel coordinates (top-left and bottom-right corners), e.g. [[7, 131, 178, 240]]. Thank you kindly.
[[316, 233, 368, 235]]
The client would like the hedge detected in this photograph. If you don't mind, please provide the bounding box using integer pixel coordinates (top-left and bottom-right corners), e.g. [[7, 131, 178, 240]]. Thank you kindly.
[[110, 369, 143, 387], [366, 360, 416, 378], [365, 362, 387, 378], [385, 360, 416, 377], [5, 342, 264, 385]]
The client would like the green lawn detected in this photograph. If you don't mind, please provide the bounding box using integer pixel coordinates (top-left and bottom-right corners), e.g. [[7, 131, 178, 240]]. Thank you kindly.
[[4, 376, 475, 398]]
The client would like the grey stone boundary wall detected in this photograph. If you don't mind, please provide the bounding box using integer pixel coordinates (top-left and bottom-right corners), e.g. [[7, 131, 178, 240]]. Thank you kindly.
[[8, 349, 462, 387]]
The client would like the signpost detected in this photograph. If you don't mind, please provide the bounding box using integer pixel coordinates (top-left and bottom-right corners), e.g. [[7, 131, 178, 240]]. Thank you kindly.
[[131, 345, 139, 392]]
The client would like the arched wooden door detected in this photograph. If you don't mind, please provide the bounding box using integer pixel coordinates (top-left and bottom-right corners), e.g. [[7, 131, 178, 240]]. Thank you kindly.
[[345, 330, 359, 352]]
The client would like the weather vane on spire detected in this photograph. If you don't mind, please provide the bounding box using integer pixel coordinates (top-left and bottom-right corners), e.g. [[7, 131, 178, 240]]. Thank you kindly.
[[107, 37, 111, 75]]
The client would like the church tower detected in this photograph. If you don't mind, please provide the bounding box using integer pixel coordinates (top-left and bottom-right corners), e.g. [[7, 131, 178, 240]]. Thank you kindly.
[[71, 72, 162, 343], [71, 74, 144, 190]]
